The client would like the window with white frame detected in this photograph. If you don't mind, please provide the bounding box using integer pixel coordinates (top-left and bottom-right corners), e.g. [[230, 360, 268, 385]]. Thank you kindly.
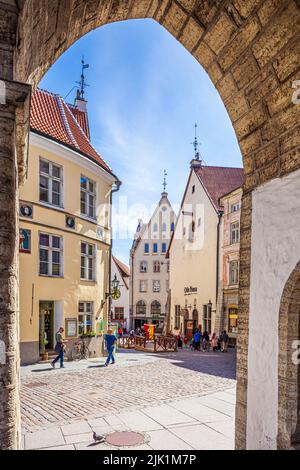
[[39, 233, 63, 277], [140, 260, 148, 273], [80, 176, 96, 219], [139, 280, 148, 293], [230, 221, 240, 244], [229, 260, 239, 285], [78, 302, 93, 335], [39, 158, 63, 207], [81, 242, 95, 281], [114, 307, 124, 321], [153, 280, 161, 293]]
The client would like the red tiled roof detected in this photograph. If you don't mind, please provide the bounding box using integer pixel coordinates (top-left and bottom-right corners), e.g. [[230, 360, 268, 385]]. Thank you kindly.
[[30, 89, 113, 175], [68, 104, 90, 139], [113, 256, 130, 278], [195, 166, 244, 211]]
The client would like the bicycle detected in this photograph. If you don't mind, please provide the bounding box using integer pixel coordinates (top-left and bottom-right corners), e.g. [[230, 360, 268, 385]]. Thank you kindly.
[[71, 338, 90, 361]]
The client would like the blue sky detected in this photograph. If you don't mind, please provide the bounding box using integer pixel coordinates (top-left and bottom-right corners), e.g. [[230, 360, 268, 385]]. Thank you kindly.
[[40, 19, 242, 266]]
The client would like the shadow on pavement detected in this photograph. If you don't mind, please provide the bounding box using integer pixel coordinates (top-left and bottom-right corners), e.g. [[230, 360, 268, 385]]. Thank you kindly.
[[141, 348, 236, 380]]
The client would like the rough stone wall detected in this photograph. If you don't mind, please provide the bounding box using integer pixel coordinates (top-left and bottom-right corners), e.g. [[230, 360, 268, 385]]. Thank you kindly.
[[0, 0, 299, 448]]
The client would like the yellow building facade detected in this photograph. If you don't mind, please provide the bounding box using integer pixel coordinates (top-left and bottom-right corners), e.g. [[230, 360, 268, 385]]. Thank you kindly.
[[19, 89, 119, 364]]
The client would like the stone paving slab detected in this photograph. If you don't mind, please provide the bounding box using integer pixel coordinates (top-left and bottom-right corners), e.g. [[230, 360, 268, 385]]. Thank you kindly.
[[61, 421, 91, 436], [205, 419, 235, 440], [147, 429, 194, 450], [171, 423, 234, 450], [25, 427, 65, 450], [117, 410, 164, 432], [168, 397, 232, 423], [22, 349, 236, 450], [143, 403, 197, 427], [42, 445, 75, 450]]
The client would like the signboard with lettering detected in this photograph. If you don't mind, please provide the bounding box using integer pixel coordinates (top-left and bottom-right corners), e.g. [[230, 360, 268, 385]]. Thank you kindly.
[[184, 286, 198, 296]]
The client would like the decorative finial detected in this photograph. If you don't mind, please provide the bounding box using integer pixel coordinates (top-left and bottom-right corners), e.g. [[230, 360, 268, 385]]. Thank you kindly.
[[191, 123, 201, 161], [163, 170, 167, 193], [76, 56, 90, 99]]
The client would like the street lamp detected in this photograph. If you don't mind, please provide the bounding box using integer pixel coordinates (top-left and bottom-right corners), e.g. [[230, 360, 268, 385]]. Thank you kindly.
[[111, 273, 120, 291]]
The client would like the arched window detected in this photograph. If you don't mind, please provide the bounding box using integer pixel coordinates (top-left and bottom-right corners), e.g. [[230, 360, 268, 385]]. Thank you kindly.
[[162, 223, 167, 232], [151, 301, 161, 316], [153, 223, 158, 232], [171, 222, 175, 232], [136, 300, 146, 316]]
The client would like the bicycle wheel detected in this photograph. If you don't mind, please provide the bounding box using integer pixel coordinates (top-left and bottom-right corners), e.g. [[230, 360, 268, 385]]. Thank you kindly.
[[71, 344, 81, 361], [83, 345, 89, 360]]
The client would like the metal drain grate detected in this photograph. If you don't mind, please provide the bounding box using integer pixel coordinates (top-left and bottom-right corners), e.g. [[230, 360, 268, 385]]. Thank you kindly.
[[105, 431, 145, 447]]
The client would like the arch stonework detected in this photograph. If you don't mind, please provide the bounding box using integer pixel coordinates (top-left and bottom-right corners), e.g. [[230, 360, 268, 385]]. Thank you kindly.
[[278, 261, 300, 449], [0, 0, 300, 449]]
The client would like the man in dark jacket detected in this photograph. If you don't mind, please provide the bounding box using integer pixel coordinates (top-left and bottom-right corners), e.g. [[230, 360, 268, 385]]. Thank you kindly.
[[104, 329, 117, 366]]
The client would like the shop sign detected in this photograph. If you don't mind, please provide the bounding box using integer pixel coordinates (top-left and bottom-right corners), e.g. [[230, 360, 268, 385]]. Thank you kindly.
[[184, 286, 198, 295]]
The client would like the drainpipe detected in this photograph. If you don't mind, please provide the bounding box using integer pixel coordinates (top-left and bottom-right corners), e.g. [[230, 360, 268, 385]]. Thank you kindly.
[[130, 249, 134, 331], [216, 211, 223, 310], [108, 180, 122, 325]]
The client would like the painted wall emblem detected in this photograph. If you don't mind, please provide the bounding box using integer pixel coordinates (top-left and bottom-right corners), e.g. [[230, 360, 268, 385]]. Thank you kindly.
[[19, 203, 33, 218], [66, 215, 76, 229], [19, 229, 31, 253]]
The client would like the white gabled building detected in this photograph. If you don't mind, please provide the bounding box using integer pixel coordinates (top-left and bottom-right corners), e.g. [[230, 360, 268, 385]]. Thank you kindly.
[[167, 158, 244, 338], [129, 191, 176, 332], [110, 256, 130, 332]]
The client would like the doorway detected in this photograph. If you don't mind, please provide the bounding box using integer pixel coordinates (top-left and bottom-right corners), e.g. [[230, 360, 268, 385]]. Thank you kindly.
[[39, 301, 54, 353]]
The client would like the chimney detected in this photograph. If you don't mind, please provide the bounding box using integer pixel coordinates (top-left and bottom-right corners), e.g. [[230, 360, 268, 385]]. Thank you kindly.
[[74, 89, 88, 112]]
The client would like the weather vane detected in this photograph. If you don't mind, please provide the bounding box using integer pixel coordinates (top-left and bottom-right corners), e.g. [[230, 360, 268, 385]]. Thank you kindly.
[[76, 56, 90, 99], [163, 170, 168, 192], [192, 123, 201, 161]]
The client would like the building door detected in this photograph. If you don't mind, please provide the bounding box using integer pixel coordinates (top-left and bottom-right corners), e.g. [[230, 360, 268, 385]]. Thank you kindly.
[[192, 309, 199, 331], [134, 319, 145, 329], [39, 301, 54, 352]]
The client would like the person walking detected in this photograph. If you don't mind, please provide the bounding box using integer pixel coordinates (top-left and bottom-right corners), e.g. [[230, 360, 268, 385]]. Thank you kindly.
[[211, 332, 218, 352], [202, 331, 210, 352], [193, 330, 201, 351], [104, 329, 117, 366], [221, 330, 229, 352], [51, 327, 66, 369], [118, 325, 123, 338]]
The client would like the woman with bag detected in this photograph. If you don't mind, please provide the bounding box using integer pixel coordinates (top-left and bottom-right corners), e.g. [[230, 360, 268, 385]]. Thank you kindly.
[[51, 327, 66, 369]]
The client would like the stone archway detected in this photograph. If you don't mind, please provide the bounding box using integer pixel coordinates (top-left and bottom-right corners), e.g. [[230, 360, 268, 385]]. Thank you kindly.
[[278, 262, 300, 449], [1, 0, 300, 449]]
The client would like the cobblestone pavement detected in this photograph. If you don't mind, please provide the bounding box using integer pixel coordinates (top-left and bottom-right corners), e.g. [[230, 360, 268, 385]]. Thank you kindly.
[[21, 348, 236, 449]]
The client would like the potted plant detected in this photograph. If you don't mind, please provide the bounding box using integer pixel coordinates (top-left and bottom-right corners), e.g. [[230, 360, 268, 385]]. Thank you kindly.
[[40, 337, 49, 361]]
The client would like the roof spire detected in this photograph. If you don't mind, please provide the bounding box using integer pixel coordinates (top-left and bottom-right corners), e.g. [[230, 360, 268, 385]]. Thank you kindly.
[[76, 56, 90, 100], [162, 169, 168, 193], [192, 123, 201, 161], [190, 123, 203, 169]]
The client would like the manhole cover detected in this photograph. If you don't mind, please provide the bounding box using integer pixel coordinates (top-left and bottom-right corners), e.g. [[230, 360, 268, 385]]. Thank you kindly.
[[105, 431, 145, 447]]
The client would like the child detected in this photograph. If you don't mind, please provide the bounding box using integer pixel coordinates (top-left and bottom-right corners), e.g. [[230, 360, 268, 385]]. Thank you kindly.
[[189, 337, 194, 350], [184, 336, 189, 348]]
